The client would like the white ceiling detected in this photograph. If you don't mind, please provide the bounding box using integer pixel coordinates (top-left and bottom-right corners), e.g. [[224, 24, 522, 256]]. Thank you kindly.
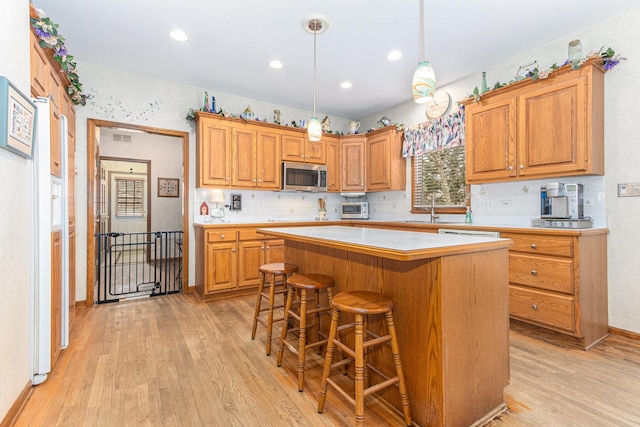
[[40, 0, 640, 119]]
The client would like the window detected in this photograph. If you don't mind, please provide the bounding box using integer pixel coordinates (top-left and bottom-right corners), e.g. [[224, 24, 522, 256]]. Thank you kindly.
[[115, 178, 144, 217], [412, 145, 467, 213]]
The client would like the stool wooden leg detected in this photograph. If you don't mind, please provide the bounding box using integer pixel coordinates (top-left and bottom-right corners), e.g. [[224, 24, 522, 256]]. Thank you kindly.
[[354, 313, 365, 427], [251, 272, 266, 340], [297, 289, 308, 391], [265, 274, 277, 356], [318, 307, 340, 413], [277, 286, 295, 367], [385, 311, 412, 426]]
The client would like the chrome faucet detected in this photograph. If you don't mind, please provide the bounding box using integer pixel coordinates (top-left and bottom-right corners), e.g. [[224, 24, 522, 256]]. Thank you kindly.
[[430, 194, 439, 224]]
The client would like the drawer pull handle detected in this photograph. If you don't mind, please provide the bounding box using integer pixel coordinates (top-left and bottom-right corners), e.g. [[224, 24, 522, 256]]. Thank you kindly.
[[220, 235, 225, 239], [532, 304, 538, 310], [530, 244, 537, 249], [531, 270, 537, 276]]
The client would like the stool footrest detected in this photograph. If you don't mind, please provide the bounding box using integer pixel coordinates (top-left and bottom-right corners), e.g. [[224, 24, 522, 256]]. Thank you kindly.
[[326, 378, 356, 407], [363, 334, 392, 349], [332, 339, 356, 359], [257, 316, 284, 328], [364, 376, 400, 398]]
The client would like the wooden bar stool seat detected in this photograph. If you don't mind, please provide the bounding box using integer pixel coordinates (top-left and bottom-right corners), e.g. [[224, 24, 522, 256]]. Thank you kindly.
[[318, 290, 412, 426], [251, 262, 298, 355], [277, 274, 335, 392]]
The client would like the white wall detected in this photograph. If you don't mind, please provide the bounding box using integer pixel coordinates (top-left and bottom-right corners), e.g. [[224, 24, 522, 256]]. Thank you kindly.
[[358, 7, 640, 334], [73, 63, 351, 301], [100, 131, 183, 232], [0, 0, 33, 418]]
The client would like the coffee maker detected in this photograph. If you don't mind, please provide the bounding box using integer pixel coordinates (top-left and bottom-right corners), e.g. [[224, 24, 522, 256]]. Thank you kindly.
[[540, 182, 584, 219]]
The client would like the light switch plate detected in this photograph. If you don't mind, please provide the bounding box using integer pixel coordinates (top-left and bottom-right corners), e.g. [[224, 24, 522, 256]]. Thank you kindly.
[[618, 182, 640, 197]]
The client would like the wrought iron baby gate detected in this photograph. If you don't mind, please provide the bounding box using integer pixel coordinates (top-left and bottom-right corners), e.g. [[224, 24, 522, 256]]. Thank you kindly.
[[94, 231, 183, 304]]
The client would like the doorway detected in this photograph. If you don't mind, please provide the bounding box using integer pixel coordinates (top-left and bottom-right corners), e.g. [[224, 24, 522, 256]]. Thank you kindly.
[[86, 120, 189, 305]]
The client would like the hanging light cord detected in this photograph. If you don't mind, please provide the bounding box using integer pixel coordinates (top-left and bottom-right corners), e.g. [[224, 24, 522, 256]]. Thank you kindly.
[[312, 21, 318, 117], [419, 0, 425, 62]]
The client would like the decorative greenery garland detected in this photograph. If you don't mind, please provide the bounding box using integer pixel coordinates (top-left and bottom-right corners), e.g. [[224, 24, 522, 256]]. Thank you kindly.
[[30, 8, 88, 106], [467, 46, 625, 102]]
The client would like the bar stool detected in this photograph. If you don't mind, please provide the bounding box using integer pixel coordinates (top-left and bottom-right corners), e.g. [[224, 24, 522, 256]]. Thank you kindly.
[[276, 273, 335, 392], [317, 290, 412, 427], [251, 262, 298, 355]]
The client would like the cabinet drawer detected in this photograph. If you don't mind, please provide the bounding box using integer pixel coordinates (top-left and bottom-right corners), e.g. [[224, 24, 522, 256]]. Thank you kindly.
[[502, 232, 573, 257], [509, 285, 576, 333], [509, 253, 574, 294], [206, 230, 236, 242], [238, 229, 262, 241]]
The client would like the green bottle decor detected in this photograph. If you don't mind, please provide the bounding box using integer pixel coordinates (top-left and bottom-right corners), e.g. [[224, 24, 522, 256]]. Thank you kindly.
[[202, 91, 209, 112], [481, 72, 489, 94]]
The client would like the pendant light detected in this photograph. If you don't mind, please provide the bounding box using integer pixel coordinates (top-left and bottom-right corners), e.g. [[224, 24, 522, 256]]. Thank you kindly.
[[303, 16, 329, 142], [412, 0, 436, 103]]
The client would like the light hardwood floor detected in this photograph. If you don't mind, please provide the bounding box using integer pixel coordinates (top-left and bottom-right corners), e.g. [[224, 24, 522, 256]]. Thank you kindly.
[[12, 292, 640, 427]]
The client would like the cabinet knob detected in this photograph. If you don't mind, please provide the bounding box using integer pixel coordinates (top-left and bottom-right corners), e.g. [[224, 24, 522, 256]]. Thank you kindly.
[[532, 304, 538, 310], [531, 270, 537, 276], [519, 164, 524, 169], [530, 244, 537, 249], [232, 248, 236, 253], [508, 165, 514, 171], [220, 234, 225, 239], [226, 177, 230, 180]]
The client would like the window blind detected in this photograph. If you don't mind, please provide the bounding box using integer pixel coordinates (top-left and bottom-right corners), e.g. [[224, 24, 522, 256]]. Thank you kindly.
[[412, 145, 466, 210], [115, 178, 144, 217]]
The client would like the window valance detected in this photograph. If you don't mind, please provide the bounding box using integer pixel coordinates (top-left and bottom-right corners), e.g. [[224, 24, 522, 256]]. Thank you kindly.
[[402, 108, 465, 157]]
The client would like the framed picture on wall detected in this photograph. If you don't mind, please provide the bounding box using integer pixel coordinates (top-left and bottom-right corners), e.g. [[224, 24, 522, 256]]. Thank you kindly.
[[0, 76, 37, 159], [158, 177, 180, 197]]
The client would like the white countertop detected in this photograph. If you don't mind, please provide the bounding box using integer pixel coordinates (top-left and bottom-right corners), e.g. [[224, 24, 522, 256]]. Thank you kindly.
[[258, 225, 507, 253]]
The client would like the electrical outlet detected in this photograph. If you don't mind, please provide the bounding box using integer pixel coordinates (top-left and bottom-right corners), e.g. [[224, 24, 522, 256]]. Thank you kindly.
[[618, 182, 640, 197], [500, 200, 512, 207], [584, 198, 595, 206]]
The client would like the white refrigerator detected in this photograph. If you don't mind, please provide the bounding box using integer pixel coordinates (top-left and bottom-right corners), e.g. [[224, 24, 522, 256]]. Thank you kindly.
[[31, 97, 70, 385]]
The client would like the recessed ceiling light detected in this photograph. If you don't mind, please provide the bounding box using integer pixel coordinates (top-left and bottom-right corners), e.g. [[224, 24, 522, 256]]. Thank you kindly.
[[387, 50, 403, 61], [269, 60, 284, 69], [340, 81, 353, 89], [169, 30, 188, 42]]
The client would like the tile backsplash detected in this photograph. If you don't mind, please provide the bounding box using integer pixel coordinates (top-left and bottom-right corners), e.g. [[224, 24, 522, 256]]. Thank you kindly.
[[193, 175, 606, 227]]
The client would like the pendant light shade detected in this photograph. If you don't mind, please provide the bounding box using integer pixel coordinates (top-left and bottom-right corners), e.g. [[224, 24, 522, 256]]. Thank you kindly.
[[308, 116, 322, 141], [303, 15, 329, 142], [413, 0, 436, 103], [412, 61, 436, 103]]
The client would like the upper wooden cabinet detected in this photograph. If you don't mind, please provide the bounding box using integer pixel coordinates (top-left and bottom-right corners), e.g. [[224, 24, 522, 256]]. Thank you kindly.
[[195, 113, 406, 192], [197, 114, 282, 189], [365, 127, 406, 192], [341, 136, 366, 192], [197, 116, 232, 187], [463, 58, 605, 184], [281, 130, 325, 164]]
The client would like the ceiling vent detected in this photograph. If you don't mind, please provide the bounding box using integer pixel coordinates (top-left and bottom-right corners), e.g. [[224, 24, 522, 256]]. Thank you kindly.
[[112, 133, 132, 143]]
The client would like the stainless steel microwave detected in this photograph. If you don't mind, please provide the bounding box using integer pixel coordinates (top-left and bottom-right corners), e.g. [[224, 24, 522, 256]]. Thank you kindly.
[[341, 202, 369, 219], [281, 161, 327, 192]]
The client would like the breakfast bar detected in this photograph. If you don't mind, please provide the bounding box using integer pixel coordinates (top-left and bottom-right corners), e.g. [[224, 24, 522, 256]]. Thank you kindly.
[[258, 225, 513, 427]]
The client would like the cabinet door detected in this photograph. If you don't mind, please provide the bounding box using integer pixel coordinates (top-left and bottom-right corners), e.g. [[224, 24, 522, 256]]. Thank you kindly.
[[366, 133, 392, 191], [465, 98, 517, 182], [256, 130, 281, 189], [30, 33, 48, 97], [238, 240, 264, 287], [68, 226, 76, 326], [47, 65, 63, 112], [517, 76, 587, 176], [198, 119, 231, 186], [265, 239, 285, 264], [51, 230, 63, 368], [305, 139, 326, 164], [325, 139, 341, 192], [205, 242, 237, 293], [342, 139, 366, 191], [281, 132, 306, 162], [231, 125, 257, 187], [50, 107, 62, 178]]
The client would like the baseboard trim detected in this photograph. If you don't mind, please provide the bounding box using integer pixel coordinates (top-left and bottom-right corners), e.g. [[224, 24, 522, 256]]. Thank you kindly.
[[75, 300, 86, 308], [0, 380, 33, 427], [609, 326, 640, 341], [187, 285, 195, 293]]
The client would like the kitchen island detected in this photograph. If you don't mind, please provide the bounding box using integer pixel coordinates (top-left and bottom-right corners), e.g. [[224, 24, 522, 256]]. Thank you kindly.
[[258, 226, 513, 427]]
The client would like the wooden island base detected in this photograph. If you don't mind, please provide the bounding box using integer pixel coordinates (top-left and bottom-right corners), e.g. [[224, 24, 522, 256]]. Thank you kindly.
[[260, 227, 512, 427]]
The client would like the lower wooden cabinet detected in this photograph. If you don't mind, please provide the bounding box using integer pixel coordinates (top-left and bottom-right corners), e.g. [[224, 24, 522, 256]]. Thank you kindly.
[[195, 226, 285, 300], [502, 231, 608, 349], [51, 230, 63, 368]]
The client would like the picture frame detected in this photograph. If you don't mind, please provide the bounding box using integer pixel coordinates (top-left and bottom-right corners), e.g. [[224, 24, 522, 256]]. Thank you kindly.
[[0, 76, 37, 159], [158, 177, 180, 198]]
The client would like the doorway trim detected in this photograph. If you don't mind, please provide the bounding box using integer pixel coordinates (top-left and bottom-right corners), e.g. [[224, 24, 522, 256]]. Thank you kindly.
[[86, 119, 190, 307]]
